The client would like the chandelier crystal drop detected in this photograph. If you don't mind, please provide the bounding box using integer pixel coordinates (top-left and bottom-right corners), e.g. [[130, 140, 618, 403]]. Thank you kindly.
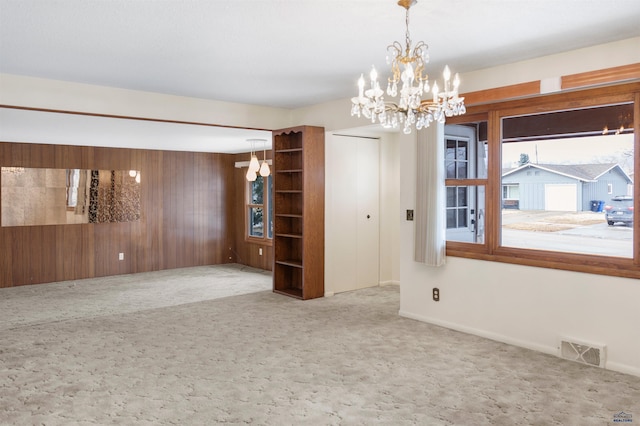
[[350, 0, 465, 134]]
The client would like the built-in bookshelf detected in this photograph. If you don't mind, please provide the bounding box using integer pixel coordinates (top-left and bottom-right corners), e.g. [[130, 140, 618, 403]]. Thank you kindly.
[[272, 126, 324, 300]]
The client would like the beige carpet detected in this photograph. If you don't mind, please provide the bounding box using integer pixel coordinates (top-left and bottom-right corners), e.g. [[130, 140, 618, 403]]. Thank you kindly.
[[1, 264, 639, 425]]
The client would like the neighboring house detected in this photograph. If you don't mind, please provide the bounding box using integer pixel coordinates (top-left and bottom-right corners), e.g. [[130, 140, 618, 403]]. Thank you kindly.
[[501, 163, 632, 211]]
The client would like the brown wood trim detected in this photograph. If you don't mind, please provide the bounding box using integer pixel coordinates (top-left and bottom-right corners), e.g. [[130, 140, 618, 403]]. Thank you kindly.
[[444, 179, 488, 187], [486, 110, 501, 254], [447, 248, 640, 280], [561, 63, 640, 90], [462, 81, 540, 106], [461, 65, 640, 108], [464, 82, 640, 117], [445, 82, 640, 280], [0, 104, 273, 132], [445, 112, 488, 125], [635, 92, 640, 266]]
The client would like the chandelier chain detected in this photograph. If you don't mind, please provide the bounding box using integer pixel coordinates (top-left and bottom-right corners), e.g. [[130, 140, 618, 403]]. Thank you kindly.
[[404, 8, 412, 58]]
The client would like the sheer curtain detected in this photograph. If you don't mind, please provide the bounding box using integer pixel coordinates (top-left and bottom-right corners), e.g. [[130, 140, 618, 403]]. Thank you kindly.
[[414, 123, 446, 266]]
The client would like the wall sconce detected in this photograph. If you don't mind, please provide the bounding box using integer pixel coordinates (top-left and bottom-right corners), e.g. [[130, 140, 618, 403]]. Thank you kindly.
[[129, 169, 141, 183]]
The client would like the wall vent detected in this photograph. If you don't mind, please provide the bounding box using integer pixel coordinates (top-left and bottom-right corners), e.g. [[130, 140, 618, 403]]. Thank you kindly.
[[559, 338, 606, 368]]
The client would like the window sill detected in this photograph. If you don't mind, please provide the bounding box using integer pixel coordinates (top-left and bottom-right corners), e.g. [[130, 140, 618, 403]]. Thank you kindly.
[[447, 243, 640, 280], [245, 237, 273, 247]]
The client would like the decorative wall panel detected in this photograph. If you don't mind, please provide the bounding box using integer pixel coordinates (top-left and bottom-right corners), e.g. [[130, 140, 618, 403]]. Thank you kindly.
[[0, 142, 233, 287]]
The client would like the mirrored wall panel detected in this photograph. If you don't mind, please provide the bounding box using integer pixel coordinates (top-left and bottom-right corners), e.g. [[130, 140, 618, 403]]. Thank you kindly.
[[1, 167, 141, 226]]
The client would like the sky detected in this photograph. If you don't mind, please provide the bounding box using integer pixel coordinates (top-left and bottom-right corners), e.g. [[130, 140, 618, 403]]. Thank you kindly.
[[501, 133, 634, 172]]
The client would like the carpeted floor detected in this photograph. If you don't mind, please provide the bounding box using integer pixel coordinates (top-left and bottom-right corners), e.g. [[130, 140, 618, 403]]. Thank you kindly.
[[0, 264, 638, 425]]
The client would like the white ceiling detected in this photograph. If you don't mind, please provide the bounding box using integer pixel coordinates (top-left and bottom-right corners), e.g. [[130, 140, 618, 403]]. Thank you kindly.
[[1, 0, 640, 152]]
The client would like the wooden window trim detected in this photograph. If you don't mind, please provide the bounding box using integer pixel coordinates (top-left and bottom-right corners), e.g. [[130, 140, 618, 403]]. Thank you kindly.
[[444, 81, 640, 279]]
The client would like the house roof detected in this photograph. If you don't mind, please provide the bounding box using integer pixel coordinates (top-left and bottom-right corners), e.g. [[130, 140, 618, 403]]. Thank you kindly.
[[502, 163, 633, 183]]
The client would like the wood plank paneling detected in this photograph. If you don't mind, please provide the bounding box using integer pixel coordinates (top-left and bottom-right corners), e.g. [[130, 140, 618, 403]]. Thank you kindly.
[[0, 141, 235, 287]]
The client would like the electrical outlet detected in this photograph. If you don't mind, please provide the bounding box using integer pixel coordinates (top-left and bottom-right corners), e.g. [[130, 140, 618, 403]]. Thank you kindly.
[[406, 209, 414, 221], [259, 247, 263, 256], [118, 253, 124, 261], [433, 288, 440, 301]]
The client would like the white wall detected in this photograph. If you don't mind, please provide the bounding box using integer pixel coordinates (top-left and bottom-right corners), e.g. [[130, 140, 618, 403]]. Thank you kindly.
[[379, 133, 401, 285], [394, 39, 640, 377], [0, 73, 292, 131]]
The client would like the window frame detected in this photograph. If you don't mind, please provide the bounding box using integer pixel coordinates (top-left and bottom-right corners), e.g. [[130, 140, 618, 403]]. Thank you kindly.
[[245, 174, 273, 245], [444, 81, 640, 279]]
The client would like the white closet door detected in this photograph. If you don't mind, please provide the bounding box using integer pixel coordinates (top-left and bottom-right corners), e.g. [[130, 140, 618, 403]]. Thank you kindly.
[[326, 134, 380, 294]]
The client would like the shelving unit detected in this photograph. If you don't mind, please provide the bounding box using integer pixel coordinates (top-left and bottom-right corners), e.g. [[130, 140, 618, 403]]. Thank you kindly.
[[272, 125, 325, 300]]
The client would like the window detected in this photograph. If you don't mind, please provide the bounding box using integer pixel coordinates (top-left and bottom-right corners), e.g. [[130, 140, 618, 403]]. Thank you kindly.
[[443, 81, 639, 279], [502, 184, 519, 200], [501, 103, 634, 258], [247, 175, 273, 241], [502, 184, 520, 209]]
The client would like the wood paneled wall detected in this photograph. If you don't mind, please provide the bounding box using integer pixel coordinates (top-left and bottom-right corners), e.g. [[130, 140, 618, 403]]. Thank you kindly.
[[0, 142, 235, 287], [229, 152, 274, 271]]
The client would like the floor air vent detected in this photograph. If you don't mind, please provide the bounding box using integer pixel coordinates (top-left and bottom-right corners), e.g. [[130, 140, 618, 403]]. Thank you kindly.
[[559, 338, 606, 368]]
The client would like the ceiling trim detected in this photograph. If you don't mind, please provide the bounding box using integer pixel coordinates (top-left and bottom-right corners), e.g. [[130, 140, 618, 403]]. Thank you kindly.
[[0, 104, 273, 133]]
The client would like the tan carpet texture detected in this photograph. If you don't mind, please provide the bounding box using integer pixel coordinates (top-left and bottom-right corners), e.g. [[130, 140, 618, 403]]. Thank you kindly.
[[1, 264, 639, 425]]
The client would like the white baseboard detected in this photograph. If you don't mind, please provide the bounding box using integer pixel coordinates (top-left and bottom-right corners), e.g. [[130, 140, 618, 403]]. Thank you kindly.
[[606, 362, 640, 377], [379, 280, 400, 286], [398, 310, 556, 356], [398, 310, 640, 378]]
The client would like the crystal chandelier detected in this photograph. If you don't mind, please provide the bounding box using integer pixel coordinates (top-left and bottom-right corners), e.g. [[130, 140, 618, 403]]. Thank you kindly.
[[350, 0, 465, 134]]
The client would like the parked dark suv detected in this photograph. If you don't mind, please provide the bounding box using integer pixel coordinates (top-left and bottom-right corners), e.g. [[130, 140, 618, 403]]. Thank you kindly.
[[604, 196, 633, 226]]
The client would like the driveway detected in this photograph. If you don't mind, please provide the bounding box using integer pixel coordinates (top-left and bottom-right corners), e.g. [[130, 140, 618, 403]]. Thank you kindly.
[[501, 210, 632, 258]]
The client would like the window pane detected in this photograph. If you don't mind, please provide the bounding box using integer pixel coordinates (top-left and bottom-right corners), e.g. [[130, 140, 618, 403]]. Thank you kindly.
[[457, 143, 468, 161], [446, 209, 456, 229], [457, 187, 467, 207], [446, 187, 456, 207], [456, 162, 468, 179], [248, 207, 264, 237], [251, 177, 264, 204], [457, 209, 468, 227], [501, 103, 634, 258], [446, 141, 456, 179]]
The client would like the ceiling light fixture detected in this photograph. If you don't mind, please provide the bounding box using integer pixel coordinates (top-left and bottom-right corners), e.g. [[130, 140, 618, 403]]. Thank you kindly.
[[246, 139, 270, 182], [259, 140, 271, 178], [351, 0, 466, 134]]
